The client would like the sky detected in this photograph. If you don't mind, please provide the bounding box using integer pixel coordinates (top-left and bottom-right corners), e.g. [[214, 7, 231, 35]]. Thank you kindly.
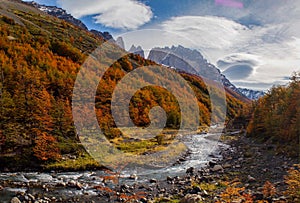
[[24, 0, 300, 91]]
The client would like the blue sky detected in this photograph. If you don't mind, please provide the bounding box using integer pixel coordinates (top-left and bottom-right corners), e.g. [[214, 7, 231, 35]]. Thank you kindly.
[[24, 0, 300, 90]]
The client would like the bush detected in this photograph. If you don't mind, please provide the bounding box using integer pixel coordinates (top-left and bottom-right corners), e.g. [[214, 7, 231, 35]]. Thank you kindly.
[[285, 164, 300, 201]]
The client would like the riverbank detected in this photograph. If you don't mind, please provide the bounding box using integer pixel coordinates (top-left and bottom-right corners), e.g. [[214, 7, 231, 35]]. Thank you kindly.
[[1, 132, 298, 202]]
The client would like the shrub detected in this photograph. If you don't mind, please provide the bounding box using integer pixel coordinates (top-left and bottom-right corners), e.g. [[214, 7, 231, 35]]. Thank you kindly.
[[285, 164, 300, 201]]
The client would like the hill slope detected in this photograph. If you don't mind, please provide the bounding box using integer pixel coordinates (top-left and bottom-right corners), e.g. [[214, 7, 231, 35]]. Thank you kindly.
[[247, 74, 300, 157]]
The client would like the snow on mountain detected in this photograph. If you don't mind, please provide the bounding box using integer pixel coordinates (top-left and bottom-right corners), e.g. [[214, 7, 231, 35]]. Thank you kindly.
[[237, 88, 265, 100], [26, 1, 114, 41]]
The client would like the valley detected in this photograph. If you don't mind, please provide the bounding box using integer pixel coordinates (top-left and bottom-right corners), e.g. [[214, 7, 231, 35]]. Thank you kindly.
[[0, 1, 299, 202]]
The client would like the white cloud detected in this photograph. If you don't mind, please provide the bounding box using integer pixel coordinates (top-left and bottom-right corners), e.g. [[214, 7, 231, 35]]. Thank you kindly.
[[57, 0, 152, 29], [157, 16, 300, 90], [116, 0, 300, 90], [161, 16, 249, 50]]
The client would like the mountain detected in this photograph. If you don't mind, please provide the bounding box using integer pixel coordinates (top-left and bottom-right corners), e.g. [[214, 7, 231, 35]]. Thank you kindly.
[[148, 45, 248, 100], [26, 1, 114, 41], [116, 37, 125, 49], [26, 1, 88, 30], [129, 45, 145, 58], [90, 29, 114, 41], [237, 88, 265, 100]]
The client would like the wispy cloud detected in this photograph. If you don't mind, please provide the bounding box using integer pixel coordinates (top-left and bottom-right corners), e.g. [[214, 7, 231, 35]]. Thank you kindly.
[[161, 16, 249, 50], [57, 0, 152, 29], [157, 14, 300, 90]]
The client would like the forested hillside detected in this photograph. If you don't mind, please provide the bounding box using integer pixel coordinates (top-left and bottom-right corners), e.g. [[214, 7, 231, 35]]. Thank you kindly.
[[0, 0, 247, 170], [247, 73, 300, 156]]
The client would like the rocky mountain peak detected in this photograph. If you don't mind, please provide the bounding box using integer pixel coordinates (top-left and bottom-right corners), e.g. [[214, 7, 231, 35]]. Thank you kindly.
[[116, 37, 125, 49], [237, 88, 265, 100], [26, 1, 88, 30], [26, 1, 114, 41], [129, 45, 145, 58]]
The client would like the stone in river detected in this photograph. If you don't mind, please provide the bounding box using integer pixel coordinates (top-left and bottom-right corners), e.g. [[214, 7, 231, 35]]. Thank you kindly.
[[129, 174, 138, 180], [186, 167, 194, 174], [149, 179, 157, 183], [209, 161, 217, 167]]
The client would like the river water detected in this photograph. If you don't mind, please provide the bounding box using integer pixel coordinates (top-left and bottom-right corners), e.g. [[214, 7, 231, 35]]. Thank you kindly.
[[0, 133, 228, 202]]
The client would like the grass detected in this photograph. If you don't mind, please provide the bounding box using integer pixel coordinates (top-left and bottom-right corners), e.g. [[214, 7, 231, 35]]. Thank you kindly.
[[114, 138, 164, 154], [45, 153, 101, 171]]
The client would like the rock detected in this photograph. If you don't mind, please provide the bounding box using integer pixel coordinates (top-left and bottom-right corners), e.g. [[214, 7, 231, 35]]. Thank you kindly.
[[186, 167, 194, 174], [140, 197, 148, 203], [67, 180, 82, 189], [68, 180, 76, 187], [272, 196, 285, 202], [166, 176, 173, 181], [253, 192, 264, 200], [223, 163, 232, 168], [202, 190, 209, 196], [190, 186, 201, 194], [56, 181, 66, 187], [180, 194, 202, 203], [7, 36, 17, 41], [247, 175, 256, 182], [211, 165, 223, 172], [129, 174, 138, 180], [149, 179, 157, 183], [209, 161, 217, 167], [10, 197, 21, 203], [76, 182, 83, 190], [232, 199, 243, 203], [28, 194, 35, 201], [179, 157, 186, 162]]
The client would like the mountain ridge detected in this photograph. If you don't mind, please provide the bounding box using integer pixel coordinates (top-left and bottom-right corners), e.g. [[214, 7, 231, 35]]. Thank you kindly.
[[25, 1, 114, 41], [147, 45, 250, 101], [237, 88, 265, 100]]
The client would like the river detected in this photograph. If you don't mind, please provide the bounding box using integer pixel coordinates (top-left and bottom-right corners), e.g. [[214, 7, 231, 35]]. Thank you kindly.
[[0, 133, 228, 202]]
